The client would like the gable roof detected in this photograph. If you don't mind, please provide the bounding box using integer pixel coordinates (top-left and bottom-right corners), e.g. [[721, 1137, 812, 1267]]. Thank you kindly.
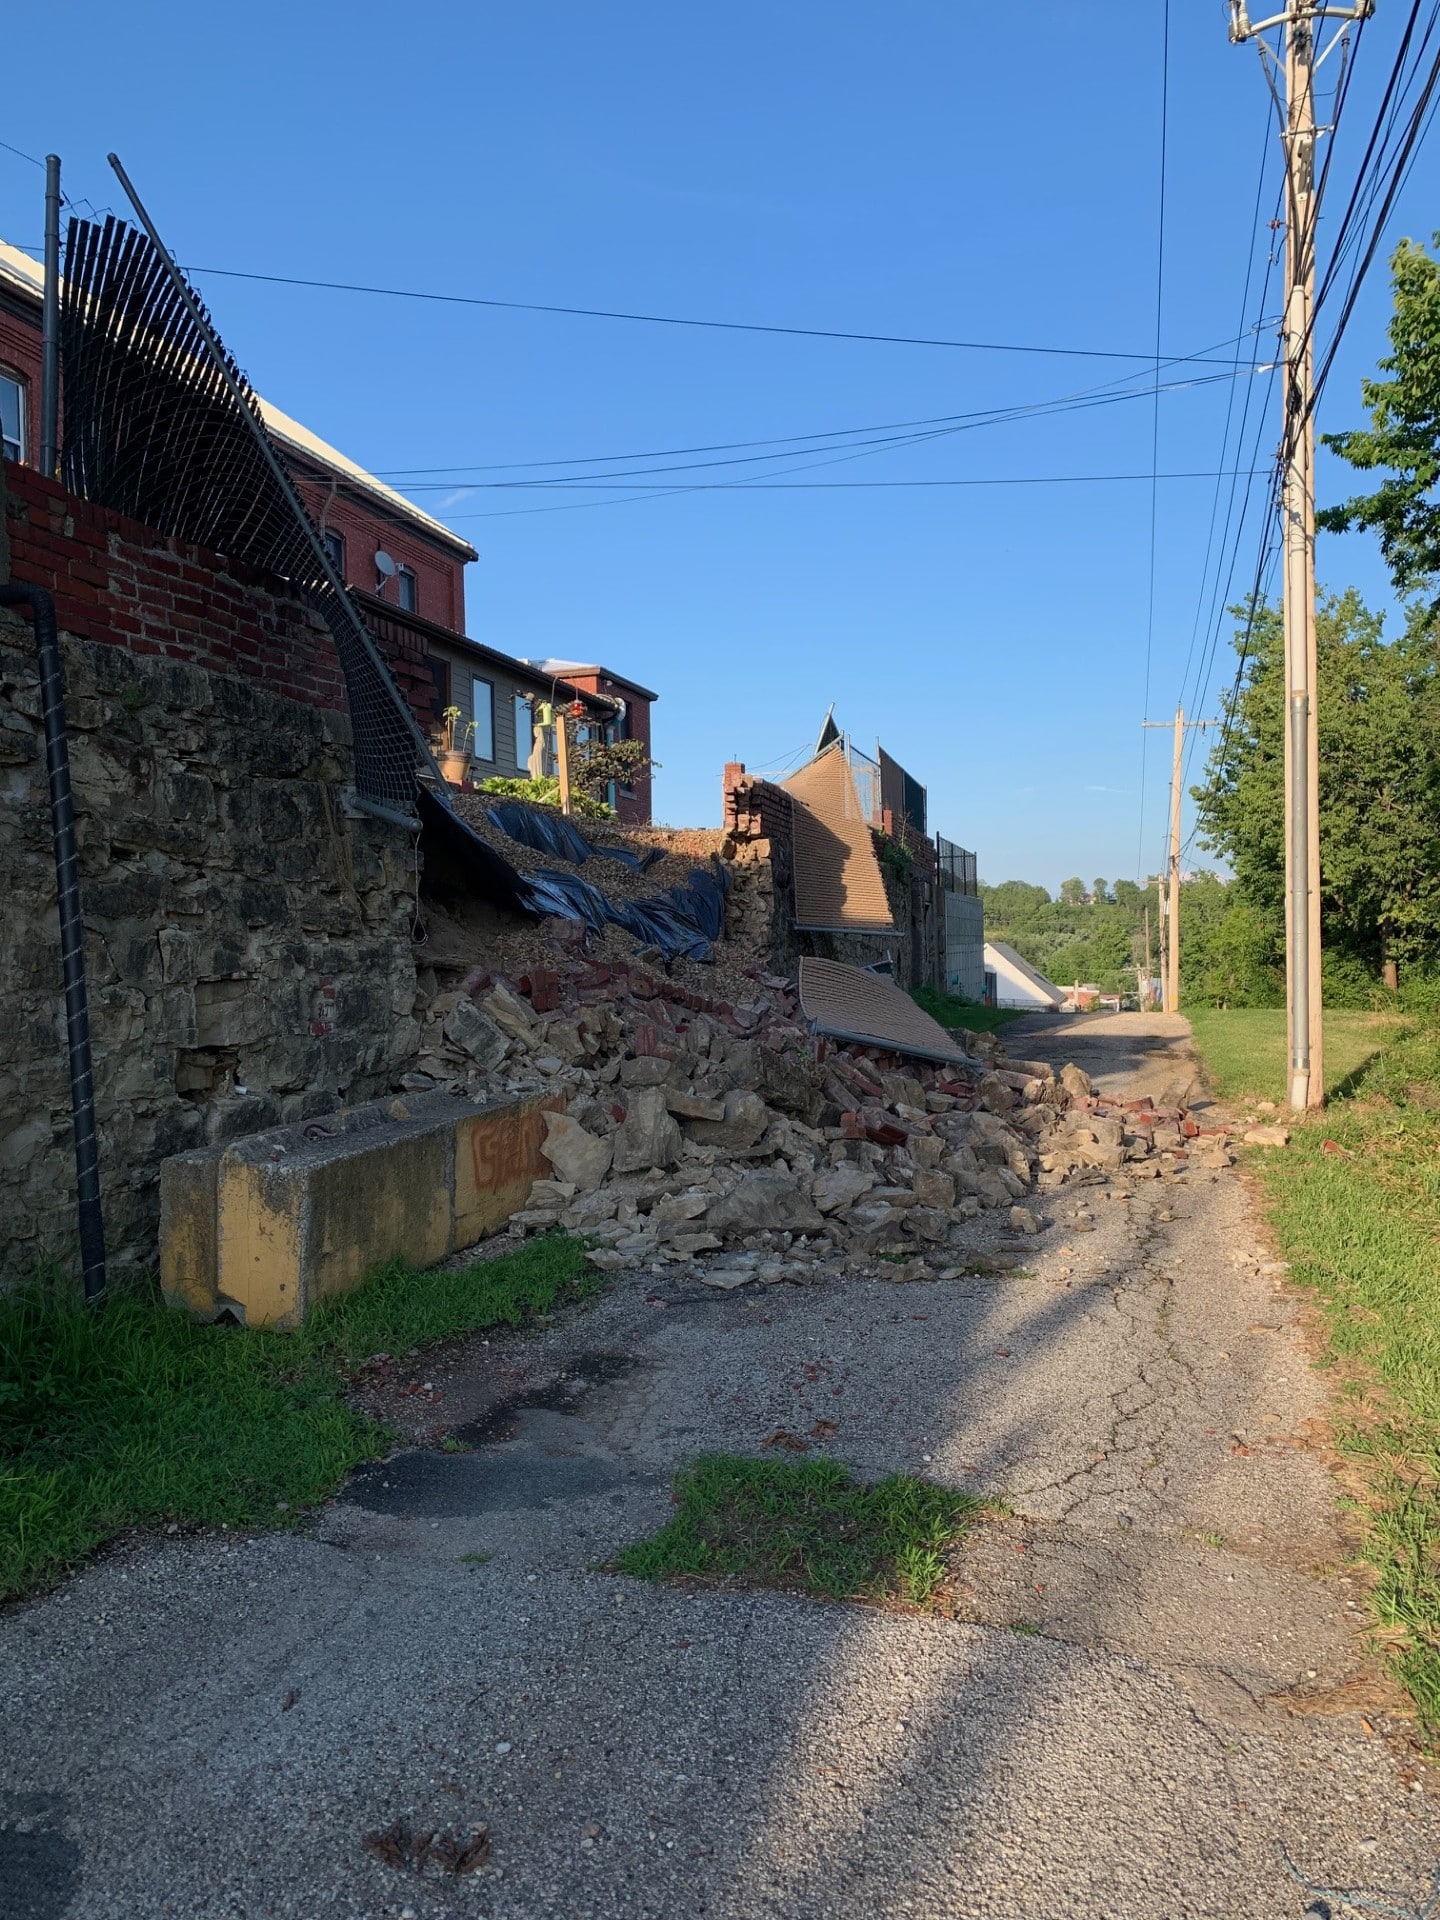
[[985, 940, 1065, 1004], [0, 238, 476, 561]]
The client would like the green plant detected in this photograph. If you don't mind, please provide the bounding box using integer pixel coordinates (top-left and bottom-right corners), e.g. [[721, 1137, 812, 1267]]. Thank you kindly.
[[910, 986, 1021, 1035], [612, 1454, 980, 1608], [119, 682, 146, 715], [0, 1233, 596, 1600], [474, 775, 613, 821]]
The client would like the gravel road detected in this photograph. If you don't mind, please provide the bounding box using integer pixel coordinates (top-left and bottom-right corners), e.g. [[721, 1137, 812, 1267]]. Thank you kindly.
[[4, 1011, 1436, 1920]]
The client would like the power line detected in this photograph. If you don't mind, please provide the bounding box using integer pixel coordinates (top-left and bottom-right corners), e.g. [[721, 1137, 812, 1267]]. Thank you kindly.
[[392, 367, 1263, 491], [375, 341, 1272, 481], [442, 466, 1270, 522], [1137, 0, 1172, 883], [183, 260, 1266, 365]]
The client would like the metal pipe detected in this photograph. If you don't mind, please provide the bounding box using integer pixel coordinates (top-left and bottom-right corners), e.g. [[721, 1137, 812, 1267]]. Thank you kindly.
[[1289, 689, 1311, 1108], [40, 155, 61, 477], [0, 583, 107, 1303]]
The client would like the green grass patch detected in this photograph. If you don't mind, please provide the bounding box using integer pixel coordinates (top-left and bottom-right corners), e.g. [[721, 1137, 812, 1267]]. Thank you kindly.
[[0, 1233, 594, 1601], [1185, 1006, 1408, 1106], [911, 986, 1023, 1036], [1187, 1011, 1440, 1738], [612, 1453, 981, 1607]]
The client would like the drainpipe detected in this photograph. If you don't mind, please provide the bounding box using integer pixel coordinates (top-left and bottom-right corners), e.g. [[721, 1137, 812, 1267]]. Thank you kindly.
[[40, 155, 62, 477], [0, 582, 108, 1303]]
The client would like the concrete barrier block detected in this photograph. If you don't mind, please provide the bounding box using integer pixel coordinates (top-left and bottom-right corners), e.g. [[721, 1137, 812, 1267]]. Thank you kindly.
[[158, 1089, 562, 1329], [454, 1093, 564, 1247]]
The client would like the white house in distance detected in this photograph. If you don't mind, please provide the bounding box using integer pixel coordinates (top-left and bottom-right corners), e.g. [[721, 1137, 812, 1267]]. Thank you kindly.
[[984, 940, 1066, 1012]]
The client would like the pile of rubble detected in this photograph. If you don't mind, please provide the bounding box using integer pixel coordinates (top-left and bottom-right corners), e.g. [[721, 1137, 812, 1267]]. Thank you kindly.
[[399, 961, 1235, 1286]]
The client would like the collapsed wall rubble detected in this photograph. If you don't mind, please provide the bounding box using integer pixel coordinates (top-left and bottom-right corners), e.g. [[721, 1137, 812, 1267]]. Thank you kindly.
[[398, 961, 1235, 1287]]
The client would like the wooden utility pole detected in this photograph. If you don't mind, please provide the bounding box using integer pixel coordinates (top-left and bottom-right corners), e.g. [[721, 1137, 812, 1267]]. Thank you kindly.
[[1168, 706, 1184, 1015], [1229, 0, 1370, 1108], [1143, 710, 1212, 1013], [555, 709, 574, 816], [1143, 904, 1154, 1009]]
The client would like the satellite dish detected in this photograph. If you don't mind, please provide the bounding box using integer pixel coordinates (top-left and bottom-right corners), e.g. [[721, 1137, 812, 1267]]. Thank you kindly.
[[374, 550, 398, 579]]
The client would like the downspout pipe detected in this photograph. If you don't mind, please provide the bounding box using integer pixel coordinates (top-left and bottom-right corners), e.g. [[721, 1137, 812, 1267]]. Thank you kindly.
[[0, 583, 107, 1303], [40, 155, 61, 477]]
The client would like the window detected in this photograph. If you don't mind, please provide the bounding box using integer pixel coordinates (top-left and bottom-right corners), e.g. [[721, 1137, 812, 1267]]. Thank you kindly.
[[469, 675, 494, 761], [0, 371, 25, 463], [396, 565, 418, 613], [320, 528, 345, 578], [513, 692, 534, 771]]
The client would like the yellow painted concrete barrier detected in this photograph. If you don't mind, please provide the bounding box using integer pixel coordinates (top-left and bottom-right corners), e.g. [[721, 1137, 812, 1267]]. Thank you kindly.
[[160, 1089, 563, 1329]]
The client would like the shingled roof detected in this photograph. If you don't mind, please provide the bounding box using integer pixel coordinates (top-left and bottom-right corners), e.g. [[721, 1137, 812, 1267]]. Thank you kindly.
[[798, 957, 972, 1066], [783, 746, 894, 933]]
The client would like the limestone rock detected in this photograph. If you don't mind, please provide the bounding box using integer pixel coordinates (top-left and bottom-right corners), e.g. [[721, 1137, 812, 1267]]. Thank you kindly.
[[539, 1110, 613, 1193], [482, 982, 539, 1047], [1060, 1063, 1093, 1101], [441, 999, 511, 1072], [1009, 1206, 1041, 1234], [705, 1170, 825, 1235], [683, 1088, 771, 1152], [910, 1167, 956, 1211], [665, 1088, 727, 1122], [612, 1085, 683, 1174], [1243, 1124, 1291, 1148], [619, 1056, 671, 1087], [978, 1073, 1018, 1115], [811, 1162, 876, 1215]]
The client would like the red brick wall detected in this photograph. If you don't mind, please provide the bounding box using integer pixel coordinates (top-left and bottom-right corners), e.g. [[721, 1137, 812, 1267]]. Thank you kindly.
[[4, 463, 347, 709], [293, 476, 467, 633], [558, 667, 655, 824], [1, 462, 459, 728]]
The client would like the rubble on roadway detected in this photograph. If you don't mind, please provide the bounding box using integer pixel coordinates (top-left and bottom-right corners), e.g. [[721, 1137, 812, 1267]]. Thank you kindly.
[[396, 956, 1236, 1287]]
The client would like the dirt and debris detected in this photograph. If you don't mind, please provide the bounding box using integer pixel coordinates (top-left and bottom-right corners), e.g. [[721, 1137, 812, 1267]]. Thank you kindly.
[[396, 956, 1237, 1288]]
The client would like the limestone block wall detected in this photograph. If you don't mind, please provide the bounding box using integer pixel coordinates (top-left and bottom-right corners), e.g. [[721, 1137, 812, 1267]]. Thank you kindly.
[[0, 609, 420, 1281]]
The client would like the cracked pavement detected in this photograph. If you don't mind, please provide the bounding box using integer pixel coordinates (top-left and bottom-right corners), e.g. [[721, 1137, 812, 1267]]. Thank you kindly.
[[4, 1011, 1438, 1919]]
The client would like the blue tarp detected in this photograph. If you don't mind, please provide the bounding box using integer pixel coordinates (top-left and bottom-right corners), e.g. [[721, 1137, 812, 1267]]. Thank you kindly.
[[486, 802, 664, 874]]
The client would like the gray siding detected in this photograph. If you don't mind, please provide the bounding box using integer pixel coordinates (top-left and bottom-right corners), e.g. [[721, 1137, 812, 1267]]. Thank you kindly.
[[943, 892, 986, 1002]]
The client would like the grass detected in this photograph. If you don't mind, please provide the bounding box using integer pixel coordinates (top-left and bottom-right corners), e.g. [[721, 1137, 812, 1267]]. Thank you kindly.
[[1186, 1009, 1440, 1738], [0, 1233, 595, 1601], [612, 1453, 981, 1608], [1185, 1006, 1407, 1106], [911, 986, 1023, 1037]]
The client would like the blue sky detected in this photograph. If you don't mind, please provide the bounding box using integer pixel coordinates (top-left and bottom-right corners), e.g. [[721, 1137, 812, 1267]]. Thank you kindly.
[[2, 2, 1433, 889]]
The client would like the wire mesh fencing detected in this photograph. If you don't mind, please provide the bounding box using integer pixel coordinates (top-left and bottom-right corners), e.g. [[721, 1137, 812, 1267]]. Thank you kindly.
[[59, 212, 434, 822]]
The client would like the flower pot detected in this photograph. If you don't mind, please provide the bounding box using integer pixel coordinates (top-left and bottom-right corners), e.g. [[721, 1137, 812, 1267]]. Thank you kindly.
[[437, 749, 471, 787]]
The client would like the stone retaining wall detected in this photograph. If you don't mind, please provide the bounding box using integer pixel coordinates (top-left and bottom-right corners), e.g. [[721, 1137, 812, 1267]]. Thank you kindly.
[[0, 607, 420, 1282]]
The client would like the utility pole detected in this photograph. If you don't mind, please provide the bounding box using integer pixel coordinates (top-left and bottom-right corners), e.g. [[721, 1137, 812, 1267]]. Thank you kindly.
[[1143, 903, 1154, 1009], [1143, 710, 1212, 1013], [1228, 0, 1370, 1109]]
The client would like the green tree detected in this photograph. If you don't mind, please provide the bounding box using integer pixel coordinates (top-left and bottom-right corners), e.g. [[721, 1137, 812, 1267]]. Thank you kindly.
[[1321, 236, 1440, 604], [1195, 590, 1440, 978], [1059, 876, 1086, 906], [1176, 872, 1282, 1008], [1091, 878, 1110, 905]]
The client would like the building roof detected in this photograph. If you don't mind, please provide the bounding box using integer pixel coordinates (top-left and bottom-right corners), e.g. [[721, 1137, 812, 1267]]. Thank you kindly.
[[798, 957, 970, 1067], [0, 238, 477, 562], [783, 746, 894, 933], [356, 595, 616, 713], [985, 940, 1065, 1004], [524, 659, 660, 703]]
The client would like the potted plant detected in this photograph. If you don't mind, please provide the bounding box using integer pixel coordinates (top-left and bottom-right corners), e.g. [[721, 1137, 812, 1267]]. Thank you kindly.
[[436, 706, 474, 786]]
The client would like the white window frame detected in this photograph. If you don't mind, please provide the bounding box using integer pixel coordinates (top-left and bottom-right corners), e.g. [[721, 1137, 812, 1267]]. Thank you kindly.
[[0, 369, 26, 463], [469, 675, 495, 762]]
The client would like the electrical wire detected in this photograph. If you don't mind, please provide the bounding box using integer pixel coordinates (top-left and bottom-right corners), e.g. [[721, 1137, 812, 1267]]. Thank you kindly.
[[182, 259, 1266, 366], [374, 334, 1273, 482], [1137, 0, 1172, 883]]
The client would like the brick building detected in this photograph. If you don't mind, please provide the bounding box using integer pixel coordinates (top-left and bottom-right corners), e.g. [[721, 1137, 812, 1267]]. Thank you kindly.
[[0, 237, 657, 817]]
